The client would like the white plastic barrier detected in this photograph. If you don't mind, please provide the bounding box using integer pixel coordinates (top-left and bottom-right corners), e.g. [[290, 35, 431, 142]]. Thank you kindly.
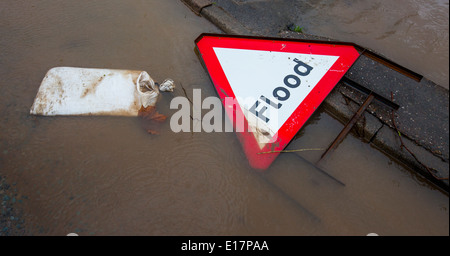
[[30, 67, 174, 116]]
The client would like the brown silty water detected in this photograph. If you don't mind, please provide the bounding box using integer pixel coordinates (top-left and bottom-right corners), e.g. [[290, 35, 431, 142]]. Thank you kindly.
[[299, 0, 449, 89], [0, 0, 448, 235]]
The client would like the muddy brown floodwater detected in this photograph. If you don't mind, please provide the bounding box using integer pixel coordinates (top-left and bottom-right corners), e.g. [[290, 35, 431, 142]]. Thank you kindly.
[[298, 0, 449, 89], [0, 0, 448, 236]]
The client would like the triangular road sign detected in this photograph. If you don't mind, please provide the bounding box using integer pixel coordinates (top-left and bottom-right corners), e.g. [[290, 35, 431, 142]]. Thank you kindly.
[[195, 34, 361, 170]]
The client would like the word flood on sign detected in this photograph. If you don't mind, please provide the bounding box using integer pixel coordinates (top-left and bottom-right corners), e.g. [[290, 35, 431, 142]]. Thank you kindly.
[[249, 58, 313, 123]]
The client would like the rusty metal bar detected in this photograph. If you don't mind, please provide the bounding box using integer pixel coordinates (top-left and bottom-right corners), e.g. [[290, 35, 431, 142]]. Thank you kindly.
[[195, 33, 424, 83], [341, 77, 399, 110], [318, 93, 375, 163], [362, 51, 423, 82]]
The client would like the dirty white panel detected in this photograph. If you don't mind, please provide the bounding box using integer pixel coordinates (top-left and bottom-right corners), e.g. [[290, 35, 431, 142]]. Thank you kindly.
[[30, 67, 156, 116]]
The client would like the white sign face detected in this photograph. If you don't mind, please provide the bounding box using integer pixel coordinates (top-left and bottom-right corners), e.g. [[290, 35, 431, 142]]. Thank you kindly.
[[213, 47, 339, 146]]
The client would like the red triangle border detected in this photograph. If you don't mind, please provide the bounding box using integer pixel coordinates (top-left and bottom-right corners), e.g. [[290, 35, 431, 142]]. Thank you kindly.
[[195, 34, 361, 170]]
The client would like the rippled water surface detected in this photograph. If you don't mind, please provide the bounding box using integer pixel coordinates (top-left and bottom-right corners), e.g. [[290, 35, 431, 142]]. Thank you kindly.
[[298, 0, 449, 88], [0, 0, 448, 235]]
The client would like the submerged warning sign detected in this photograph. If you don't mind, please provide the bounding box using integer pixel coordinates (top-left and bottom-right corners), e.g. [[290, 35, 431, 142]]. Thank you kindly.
[[195, 34, 360, 170]]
